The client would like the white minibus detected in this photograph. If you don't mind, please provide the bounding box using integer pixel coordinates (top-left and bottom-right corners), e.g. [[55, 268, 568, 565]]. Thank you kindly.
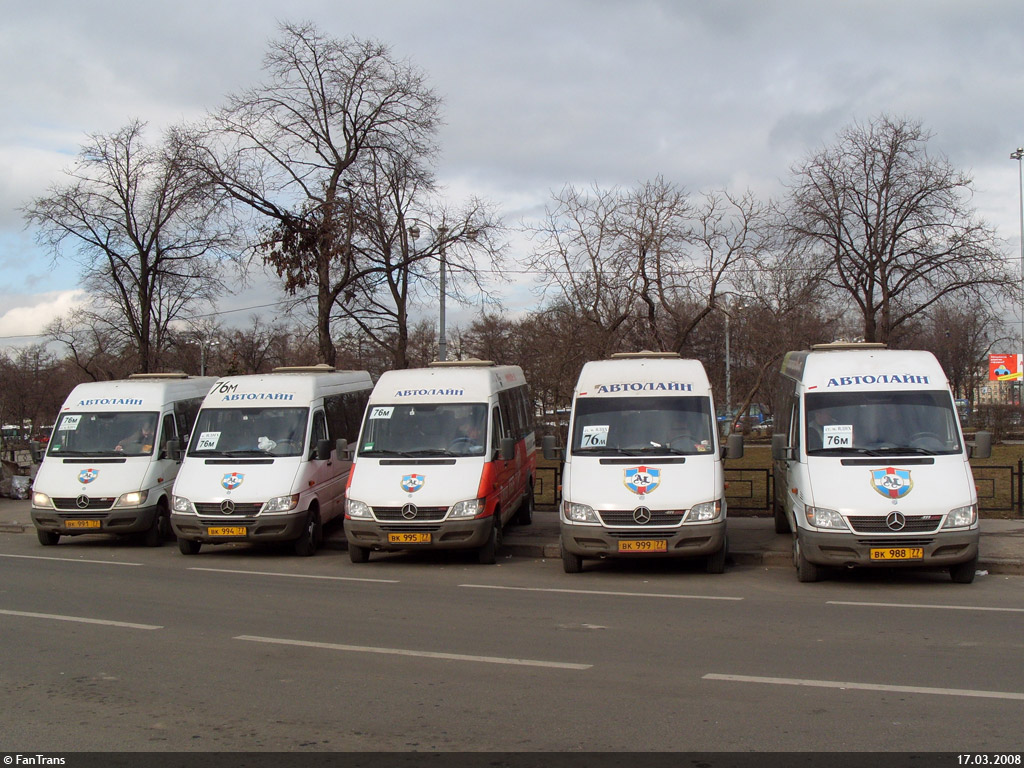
[[344, 360, 536, 564], [544, 352, 743, 573], [771, 343, 991, 583], [170, 365, 372, 556], [31, 374, 214, 546]]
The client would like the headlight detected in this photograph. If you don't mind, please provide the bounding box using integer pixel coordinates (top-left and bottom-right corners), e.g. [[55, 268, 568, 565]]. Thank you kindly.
[[32, 491, 53, 508], [562, 501, 600, 523], [262, 494, 300, 514], [687, 499, 722, 522], [171, 495, 195, 514], [943, 504, 977, 529], [346, 498, 373, 519], [805, 506, 848, 530], [114, 489, 149, 508], [448, 498, 484, 519]]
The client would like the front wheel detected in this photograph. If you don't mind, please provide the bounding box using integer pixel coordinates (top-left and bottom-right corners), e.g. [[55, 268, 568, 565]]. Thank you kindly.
[[706, 536, 727, 574], [177, 538, 201, 555], [477, 519, 499, 564], [794, 536, 821, 583], [36, 529, 59, 546], [561, 543, 583, 573], [293, 511, 320, 557], [949, 556, 978, 584], [348, 542, 370, 563], [514, 488, 534, 526]]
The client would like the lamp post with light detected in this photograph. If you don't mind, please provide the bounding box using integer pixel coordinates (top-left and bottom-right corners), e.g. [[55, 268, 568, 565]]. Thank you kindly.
[[1012, 148, 1024, 404], [406, 221, 448, 362]]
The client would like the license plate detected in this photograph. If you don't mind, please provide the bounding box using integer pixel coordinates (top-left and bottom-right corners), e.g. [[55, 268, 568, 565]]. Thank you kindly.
[[618, 539, 667, 553], [207, 526, 247, 536], [65, 519, 100, 529], [387, 532, 431, 544], [870, 547, 924, 561]]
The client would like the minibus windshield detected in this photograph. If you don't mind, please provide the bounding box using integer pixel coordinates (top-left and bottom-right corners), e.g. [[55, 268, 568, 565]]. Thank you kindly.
[[47, 412, 160, 458], [570, 396, 716, 456], [357, 403, 488, 458], [805, 390, 962, 456], [188, 407, 309, 457]]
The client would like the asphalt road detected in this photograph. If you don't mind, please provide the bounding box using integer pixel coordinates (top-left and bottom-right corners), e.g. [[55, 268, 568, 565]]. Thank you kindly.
[[1, 528, 1022, 753]]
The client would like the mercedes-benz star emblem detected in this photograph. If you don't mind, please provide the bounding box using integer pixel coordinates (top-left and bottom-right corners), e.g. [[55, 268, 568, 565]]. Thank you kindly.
[[633, 506, 652, 525], [76, 495, 90, 509], [402, 503, 418, 520], [220, 499, 235, 515], [886, 511, 906, 531]]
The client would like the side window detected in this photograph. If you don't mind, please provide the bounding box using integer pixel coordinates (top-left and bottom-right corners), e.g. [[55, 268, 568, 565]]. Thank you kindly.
[[790, 400, 801, 452], [491, 405, 506, 454], [310, 410, 328, 452], [159, 413, 176, 454]]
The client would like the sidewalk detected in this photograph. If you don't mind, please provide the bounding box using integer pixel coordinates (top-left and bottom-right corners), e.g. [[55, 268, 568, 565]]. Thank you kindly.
[[1, 497, 1021, 575]]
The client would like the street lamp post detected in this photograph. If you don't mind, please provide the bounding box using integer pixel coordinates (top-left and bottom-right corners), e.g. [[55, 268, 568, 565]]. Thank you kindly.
[[407, 221, 448, 362], [1013, 148, 1024, 397]]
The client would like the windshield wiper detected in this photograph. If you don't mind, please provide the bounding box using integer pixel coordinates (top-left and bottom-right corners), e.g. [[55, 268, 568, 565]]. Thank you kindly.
[[869, 445, 939, 456], [573, 447, 634, 456], [359, 449, 414, 457]]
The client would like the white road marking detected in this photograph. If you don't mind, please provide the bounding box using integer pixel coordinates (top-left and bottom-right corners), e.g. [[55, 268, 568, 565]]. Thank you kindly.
[[235, 634, 592, 670], [828, 600, 1024, 614], [0, 553, 143, 567], [703, 673, 1024, 701], [188, 567, 399, 584], [460, 583, 743, 601], [0, 608, 162, 630]]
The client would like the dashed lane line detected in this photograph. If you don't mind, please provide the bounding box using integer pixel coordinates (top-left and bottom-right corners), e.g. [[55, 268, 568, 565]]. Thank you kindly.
[[704, 673, 1024, 701], [235, 634, 592, 670]]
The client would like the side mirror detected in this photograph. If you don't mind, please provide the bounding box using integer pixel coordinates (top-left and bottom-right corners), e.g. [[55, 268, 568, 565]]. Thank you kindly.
[[724, 432, 744, 460], [166, 439, 181, 462], [542, 434, 563, 462], [335, 438, 350, 460], [499, 437, 515, 462], [771, 433, 790, 461], [970, 430, 992, 460], [315, 438, 332, 461]]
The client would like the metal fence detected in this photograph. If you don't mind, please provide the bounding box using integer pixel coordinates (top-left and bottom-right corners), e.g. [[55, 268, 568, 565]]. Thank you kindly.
[[535, 461, 1023, 517]]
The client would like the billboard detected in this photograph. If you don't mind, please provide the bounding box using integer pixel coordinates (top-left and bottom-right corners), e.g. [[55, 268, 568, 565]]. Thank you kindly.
[[988, 353, 1023, 381]]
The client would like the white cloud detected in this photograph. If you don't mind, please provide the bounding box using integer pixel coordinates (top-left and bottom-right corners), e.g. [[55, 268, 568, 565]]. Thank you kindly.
[[0, 290, 90, 345]]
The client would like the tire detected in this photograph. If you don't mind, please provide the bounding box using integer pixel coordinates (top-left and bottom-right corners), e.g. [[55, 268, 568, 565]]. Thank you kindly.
[[348, 542, 370, 564], [477, 518, 499, 564], [36, 528, 59, 546], [773, 498, 790, 534], [178, 537, 201, 555], [949, 556, 978, 584], [514, 488, 534, 526], [706, 536, 727, 574], [561, 542, 583, 573], [141, 518, 162, 547], [293, 510, 320, 557], [794, 536, 821, 583]]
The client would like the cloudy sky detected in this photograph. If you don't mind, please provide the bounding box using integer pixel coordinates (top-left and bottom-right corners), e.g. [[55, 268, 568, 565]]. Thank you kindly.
[[3, 0, 1024, 348]]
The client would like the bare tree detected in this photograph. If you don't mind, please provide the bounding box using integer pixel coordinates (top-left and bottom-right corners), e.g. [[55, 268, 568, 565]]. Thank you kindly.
[[188, 21, 442, 366], [334, 151, 504, 369], [527, 179, 769, 355], [24, 120, 231, 372], [785, 114, 1014, 344]]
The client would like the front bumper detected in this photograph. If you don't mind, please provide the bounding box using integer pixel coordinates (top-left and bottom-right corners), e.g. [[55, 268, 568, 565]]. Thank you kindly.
[[171, 510, 308, 544], [31, 504, 161, 536], [344, 516, 493, 552], [561, 519, 726, 560], [798, 527, 979, 568]]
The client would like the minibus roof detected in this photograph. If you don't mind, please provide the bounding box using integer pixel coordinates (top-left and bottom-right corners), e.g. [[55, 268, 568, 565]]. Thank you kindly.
[[782, 345, 950, 391], [60, 376, 216, 413], [575, 355, 712, 397], [370, 363, 527, 403], [204, 369, 373, 408]]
